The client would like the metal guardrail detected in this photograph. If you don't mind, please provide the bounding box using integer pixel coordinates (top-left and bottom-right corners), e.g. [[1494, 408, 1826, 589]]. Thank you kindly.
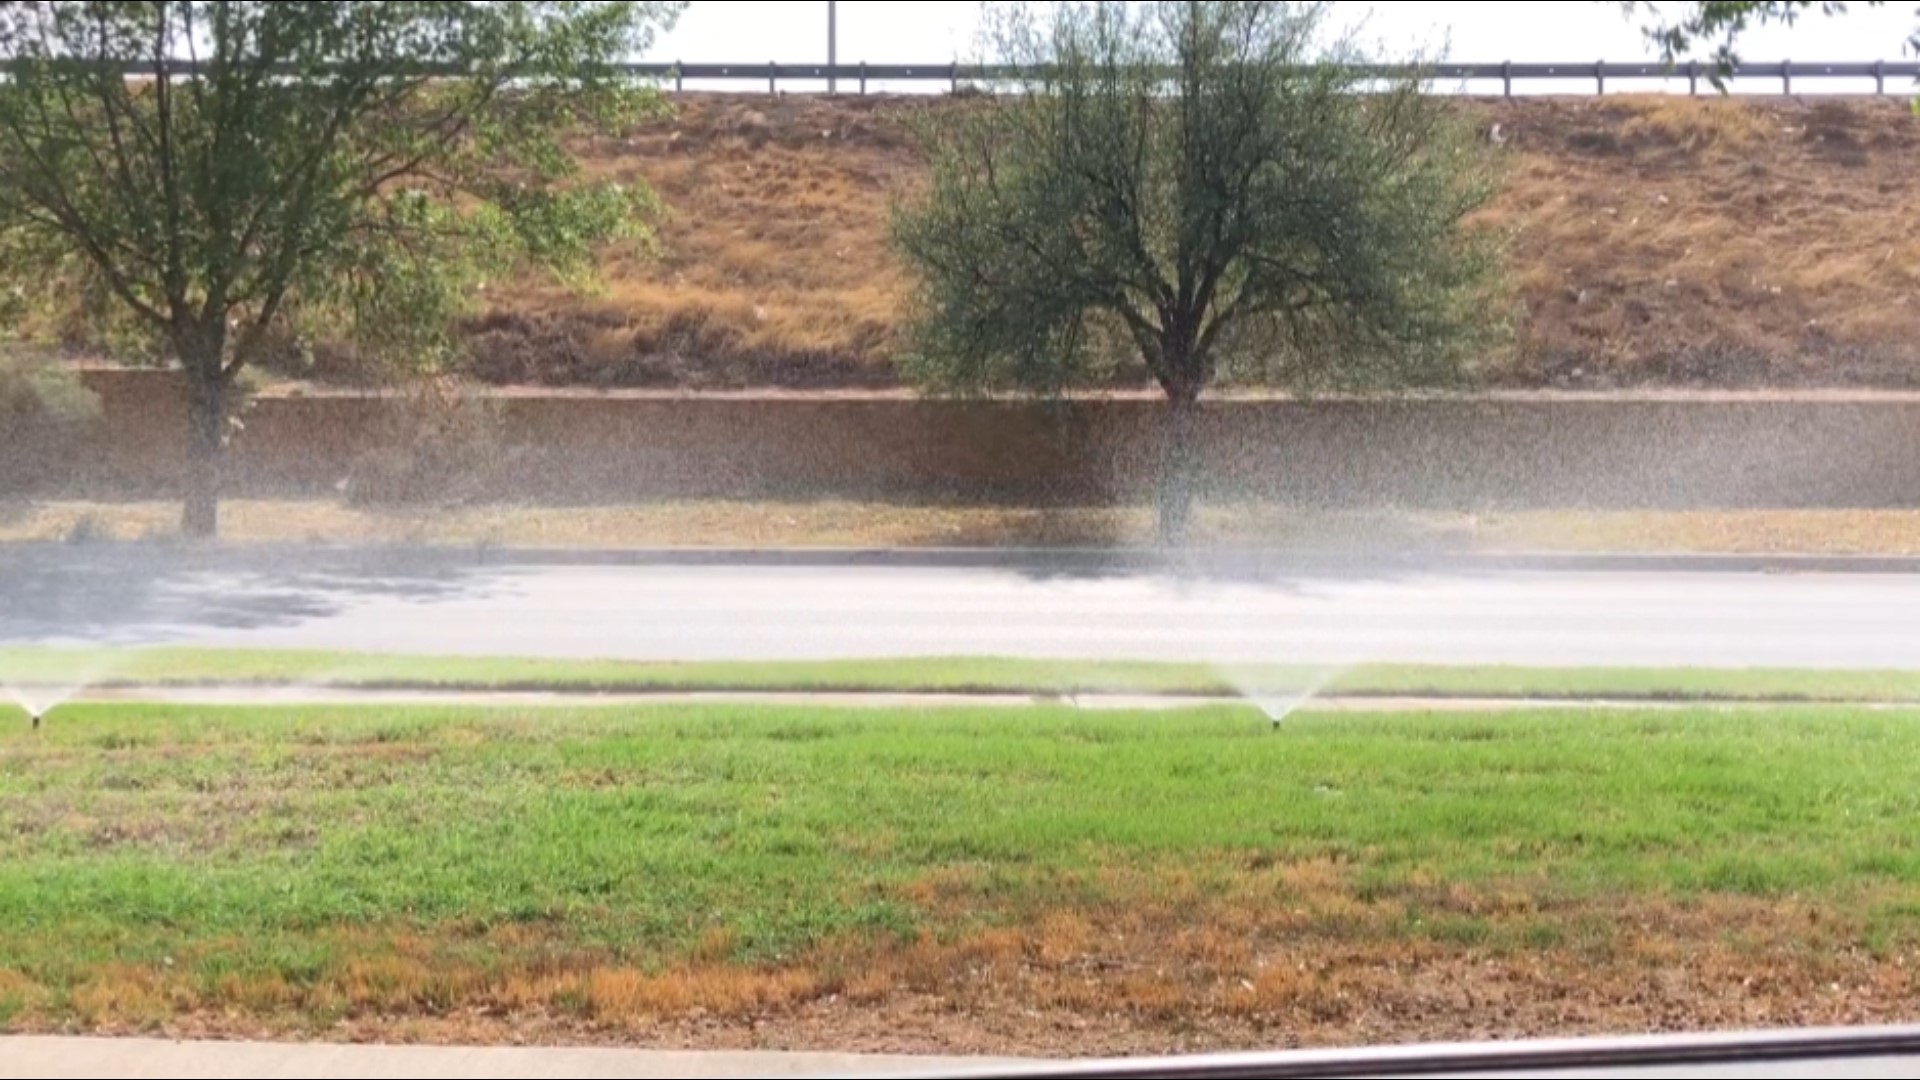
[[879, 1025, 1920, 1079], [6, 58, 1915, 95], [647, 59, 1920, 96]]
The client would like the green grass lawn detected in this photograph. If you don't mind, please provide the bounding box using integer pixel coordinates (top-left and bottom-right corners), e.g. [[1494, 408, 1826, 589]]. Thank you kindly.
[[1, 700, 1918, 1046], [5, 646, 1920, 702]]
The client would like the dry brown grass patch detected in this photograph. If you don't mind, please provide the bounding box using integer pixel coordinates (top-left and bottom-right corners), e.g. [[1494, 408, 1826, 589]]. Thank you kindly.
[[438, 94, 1920, 392], [1032, 912, 1097, 969], [9, 500, 1920, 555], [21, 95, 1920, 391], [9, 885, 1918, 1054], [1610, 95, 1777, 151], [1475, 96, 1920, 388], [468, 94, 923, 390], [582, 966, 822, 1020], [69, 966, 177, 1028]]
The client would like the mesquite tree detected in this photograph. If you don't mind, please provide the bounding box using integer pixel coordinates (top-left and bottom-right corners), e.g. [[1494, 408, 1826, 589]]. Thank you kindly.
[[894, 1, 1502, 541], [0, 1, 683, 535]]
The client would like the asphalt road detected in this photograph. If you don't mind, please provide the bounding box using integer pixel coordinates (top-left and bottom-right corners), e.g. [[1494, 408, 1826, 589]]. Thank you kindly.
[[3, 549, 1919, 668]]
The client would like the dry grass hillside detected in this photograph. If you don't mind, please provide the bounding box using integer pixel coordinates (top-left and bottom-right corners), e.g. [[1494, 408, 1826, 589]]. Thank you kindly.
[[466, 93, 925, 389], [470, 93, 1920, 390]]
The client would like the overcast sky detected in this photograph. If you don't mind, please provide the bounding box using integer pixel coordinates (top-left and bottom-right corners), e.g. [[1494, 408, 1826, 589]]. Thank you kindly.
[[643, 1, 1919, 67]]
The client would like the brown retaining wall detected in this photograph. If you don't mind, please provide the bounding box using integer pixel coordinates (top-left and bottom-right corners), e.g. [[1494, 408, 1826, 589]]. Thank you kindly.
[[6, 370, 1920, 509]]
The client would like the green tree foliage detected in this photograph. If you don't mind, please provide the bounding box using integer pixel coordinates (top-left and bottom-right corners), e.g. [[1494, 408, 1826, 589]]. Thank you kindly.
[[0, 1, 684, 536], [892, 1, 1502, 541], [1619, 2, 1919, 69]]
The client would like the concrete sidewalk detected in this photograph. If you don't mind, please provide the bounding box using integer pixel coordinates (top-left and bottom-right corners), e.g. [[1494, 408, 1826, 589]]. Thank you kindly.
[[0, 1038, 1017, 1079]]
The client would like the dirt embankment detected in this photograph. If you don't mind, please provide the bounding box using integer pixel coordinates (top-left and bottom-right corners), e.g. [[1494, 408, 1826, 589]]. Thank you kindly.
[[1485, 95, 1920, 389], [449, 93, 1920, 393], [463, 93, 925, 391]]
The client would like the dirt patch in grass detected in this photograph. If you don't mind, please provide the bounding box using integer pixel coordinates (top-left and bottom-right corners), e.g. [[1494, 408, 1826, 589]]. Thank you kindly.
[[0, 741, 445, 859], [4, 887, 1913, 1056]]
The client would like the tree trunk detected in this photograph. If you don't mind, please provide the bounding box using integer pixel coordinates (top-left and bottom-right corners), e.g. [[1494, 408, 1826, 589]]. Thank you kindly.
[[182, 371, 225, 539], [1157, 389, 1200, 546], [176, 313, 232, 540]]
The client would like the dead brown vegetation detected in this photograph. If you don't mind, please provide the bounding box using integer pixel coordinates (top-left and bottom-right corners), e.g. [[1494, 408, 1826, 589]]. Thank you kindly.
[[8, 872, 1915, 1057], [12, 501, 1920, 555], [468, 94, 924, 390], [465, 93, 1920, 391], [1482, 95, 1920, 389]]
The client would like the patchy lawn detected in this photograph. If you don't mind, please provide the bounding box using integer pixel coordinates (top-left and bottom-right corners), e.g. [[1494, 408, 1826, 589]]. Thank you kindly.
[[0, 702, 1916, 1053]]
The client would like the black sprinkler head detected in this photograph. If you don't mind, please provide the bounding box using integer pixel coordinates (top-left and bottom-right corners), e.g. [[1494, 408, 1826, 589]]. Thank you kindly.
[[29, 713, 41, 731]]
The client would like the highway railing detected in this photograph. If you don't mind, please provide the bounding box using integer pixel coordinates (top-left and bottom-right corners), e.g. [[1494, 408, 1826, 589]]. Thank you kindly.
[[645, 59, 1920, 96], [6, 58, 1915, 96]]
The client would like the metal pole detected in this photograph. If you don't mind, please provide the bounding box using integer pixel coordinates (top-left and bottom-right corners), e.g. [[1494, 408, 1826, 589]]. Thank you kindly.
[[828, 1, 838, 94]]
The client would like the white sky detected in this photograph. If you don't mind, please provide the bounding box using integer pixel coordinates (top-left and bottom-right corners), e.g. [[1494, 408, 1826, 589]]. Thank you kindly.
[[644, 1, 1919, 65]]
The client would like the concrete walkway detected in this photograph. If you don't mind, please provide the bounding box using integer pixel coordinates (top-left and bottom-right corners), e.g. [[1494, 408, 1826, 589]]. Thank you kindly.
[[0, 1038, 1014, 1079]]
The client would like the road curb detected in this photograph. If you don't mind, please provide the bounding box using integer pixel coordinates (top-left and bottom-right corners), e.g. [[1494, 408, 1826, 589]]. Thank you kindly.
[[451, 546, 1920, 575]]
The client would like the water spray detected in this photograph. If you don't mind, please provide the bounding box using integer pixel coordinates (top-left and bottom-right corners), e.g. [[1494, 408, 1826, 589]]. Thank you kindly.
[[1217, 664, 1352, 731], [4, 646, 128, 736]]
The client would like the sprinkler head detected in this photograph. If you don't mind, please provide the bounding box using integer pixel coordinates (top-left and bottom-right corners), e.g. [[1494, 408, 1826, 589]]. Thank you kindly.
[[29, 713, 42, 731]]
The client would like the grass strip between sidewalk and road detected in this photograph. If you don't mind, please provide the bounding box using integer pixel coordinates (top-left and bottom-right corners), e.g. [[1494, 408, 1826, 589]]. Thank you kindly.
[[5, 647, 1920, 703]]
